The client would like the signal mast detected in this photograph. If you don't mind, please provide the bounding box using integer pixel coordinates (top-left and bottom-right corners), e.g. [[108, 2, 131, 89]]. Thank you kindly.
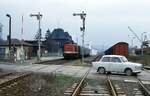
[[73, 11, 86, 64]]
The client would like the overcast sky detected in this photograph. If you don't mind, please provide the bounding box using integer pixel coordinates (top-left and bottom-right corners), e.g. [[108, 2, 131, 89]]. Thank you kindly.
[[0, 0, 150, 49]]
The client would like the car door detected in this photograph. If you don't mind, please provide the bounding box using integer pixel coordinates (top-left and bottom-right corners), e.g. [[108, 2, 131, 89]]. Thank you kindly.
[[100, 57, 111, 71], [109, 57, 123, 72]]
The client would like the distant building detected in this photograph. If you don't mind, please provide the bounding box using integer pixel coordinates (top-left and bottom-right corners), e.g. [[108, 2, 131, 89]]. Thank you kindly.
[[128, 46, 137, 55], [135, 47, 150, 55], [51, 28, 73, 47], [0, 39, 31, 60], [90, 48, 98, 56], [86, 42, 98, 56], [45, 28, 74, 55], [25, 40, 46, 57]]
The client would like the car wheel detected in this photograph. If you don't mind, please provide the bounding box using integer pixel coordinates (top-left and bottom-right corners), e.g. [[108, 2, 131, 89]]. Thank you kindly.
[[98, 67, 105, 74], [125, 69, 132, 76]]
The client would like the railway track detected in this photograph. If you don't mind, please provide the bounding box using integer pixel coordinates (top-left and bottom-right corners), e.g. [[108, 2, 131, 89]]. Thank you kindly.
[[82, 55, 101, 64], [0, 72, 13, 78], [36, 55, 101, 65], [0, 56, 83, 91], [1, 55, 149, 96], [64, 54, 118, 96], [64, 73, 122, 96], [0, 72, 31, 89], [64, 72, 150, 96], [35, 59, 71, 65], [0, 56, 89, 95], [92, 55, 101, 61], [64, 55, 110, 96], [138, 79, 150, 96], [108, 75, 150, 96]]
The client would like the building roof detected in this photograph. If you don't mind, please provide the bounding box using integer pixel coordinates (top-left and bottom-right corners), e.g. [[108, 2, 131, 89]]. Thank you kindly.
[[25, 40, 45, 47], [0, 39, 31, 46], [51, 28, 72, 40]]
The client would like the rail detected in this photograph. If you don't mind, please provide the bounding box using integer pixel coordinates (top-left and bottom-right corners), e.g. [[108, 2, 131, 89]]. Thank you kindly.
[[138, 79, 150, 96], [71, 68, 91, 96], [90, 55, 101, 64], [35, 59, 68, 64], [107, 75, 118, 96], [0, 72, 31, 88], [65, 55, 102, 96]]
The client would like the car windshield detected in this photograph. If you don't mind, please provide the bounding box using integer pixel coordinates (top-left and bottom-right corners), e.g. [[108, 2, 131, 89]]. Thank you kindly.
[[121, 57, 128, 62]]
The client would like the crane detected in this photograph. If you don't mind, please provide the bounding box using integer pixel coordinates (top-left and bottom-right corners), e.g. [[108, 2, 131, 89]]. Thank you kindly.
[[142, 34, 150, 47], [128, 26, 142, 43], [128, 26, 144, 55]]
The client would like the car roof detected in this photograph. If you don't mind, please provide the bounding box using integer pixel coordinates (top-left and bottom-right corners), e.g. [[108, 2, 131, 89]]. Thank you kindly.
[[102, 55, 124, 58]]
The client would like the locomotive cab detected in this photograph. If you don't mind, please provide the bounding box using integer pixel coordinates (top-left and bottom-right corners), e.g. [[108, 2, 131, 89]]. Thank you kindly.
[[63, 43, 79, 59]]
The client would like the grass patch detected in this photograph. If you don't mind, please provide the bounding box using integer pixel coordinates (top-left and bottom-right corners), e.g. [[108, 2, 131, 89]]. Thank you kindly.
[[55, 74, 79, 89]]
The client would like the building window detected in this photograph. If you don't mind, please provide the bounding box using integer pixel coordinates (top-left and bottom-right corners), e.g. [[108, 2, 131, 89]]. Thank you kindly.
[[0, 48, 5, 58]]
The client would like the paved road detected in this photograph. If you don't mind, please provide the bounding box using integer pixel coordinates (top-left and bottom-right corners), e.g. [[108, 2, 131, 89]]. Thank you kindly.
[[0, 63, 89, 77], [0, 63, 150, 81]]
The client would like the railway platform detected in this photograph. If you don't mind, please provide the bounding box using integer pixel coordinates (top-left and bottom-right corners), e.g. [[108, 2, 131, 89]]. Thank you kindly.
[[26, 56, 63, 64], [0, 56, 63, 65]]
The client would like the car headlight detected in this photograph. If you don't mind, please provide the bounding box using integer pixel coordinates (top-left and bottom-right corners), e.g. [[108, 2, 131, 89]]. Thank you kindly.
[[135, 66, 142, 70]]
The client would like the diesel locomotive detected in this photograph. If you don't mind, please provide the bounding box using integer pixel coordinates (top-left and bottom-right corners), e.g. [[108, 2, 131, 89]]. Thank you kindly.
[[63, 43, 90, 59]]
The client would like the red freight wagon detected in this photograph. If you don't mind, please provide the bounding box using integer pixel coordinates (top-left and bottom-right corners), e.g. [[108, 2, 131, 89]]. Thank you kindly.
[[105, 42, 129, 56], [113, 42, 128, 56]]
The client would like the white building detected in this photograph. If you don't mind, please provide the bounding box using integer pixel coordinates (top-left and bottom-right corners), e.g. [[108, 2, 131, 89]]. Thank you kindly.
[[90, 48, 98, 55], [86, 42, 98, 55]]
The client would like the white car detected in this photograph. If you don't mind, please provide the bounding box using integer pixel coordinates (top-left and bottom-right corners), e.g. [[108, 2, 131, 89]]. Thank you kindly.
[[92, 55, 143, 76]]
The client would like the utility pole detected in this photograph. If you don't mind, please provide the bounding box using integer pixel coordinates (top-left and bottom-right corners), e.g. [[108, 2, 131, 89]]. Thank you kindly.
[[6, 14, 12, 58], [0, 23, 3, 40], [141, 32, 146, 55], [21, 15, 24, 64], [73, 11, 86, 64], [30, 12, 42, 61]]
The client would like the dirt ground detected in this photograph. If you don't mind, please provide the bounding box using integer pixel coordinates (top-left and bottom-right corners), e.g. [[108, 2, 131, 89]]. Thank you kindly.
[[0, 73, 80, 96]]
